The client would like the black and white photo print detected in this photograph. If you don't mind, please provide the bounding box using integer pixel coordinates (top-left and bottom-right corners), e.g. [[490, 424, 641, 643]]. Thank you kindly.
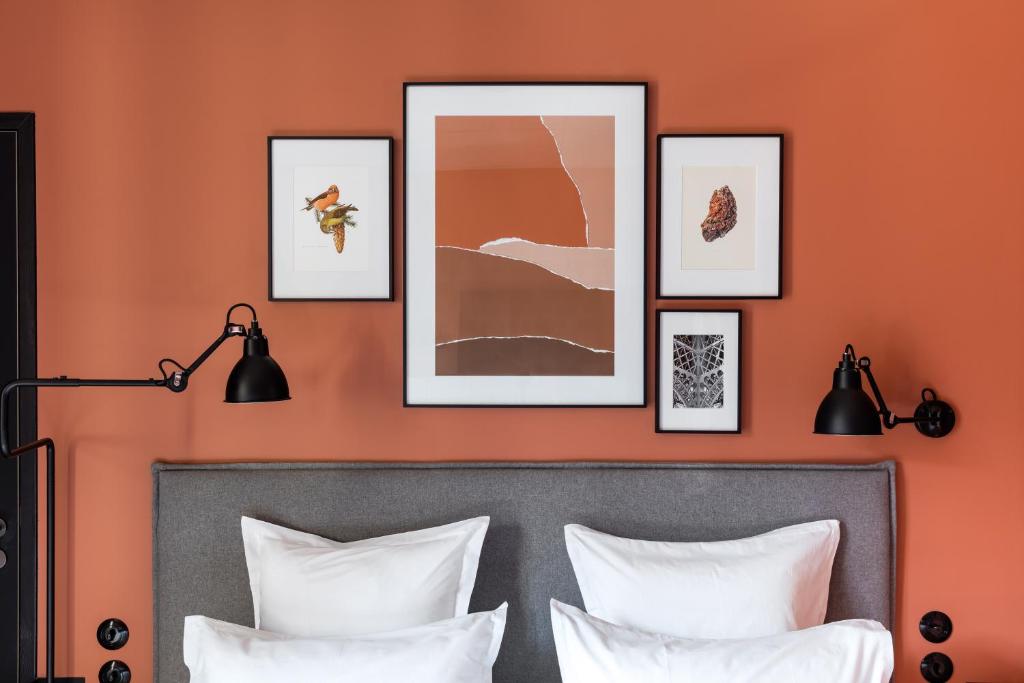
[[672, 334, 725, 409], [657, 311, 741, 433]]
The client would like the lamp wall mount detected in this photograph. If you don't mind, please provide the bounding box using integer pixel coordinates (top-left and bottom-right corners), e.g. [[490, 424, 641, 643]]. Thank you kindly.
[[911, 388, 957, 438]]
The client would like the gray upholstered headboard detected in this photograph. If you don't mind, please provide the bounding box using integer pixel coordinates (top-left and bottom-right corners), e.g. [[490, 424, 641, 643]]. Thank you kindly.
[[153, 461, 896, 682]]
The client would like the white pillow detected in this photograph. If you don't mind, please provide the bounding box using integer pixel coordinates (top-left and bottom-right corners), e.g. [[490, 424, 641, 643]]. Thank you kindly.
[[550, 600, 893, 683], [565, 519, 839, 638], [241, 516, 489, 637], [184, 604, 507, 683]]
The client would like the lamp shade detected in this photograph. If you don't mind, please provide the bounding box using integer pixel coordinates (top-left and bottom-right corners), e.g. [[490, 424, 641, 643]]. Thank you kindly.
[[225, 333, 290, 403], [813, 358, 882, 435]]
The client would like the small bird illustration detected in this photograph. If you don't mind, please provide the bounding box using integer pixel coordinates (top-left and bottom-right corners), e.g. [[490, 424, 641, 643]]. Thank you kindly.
[[300, 183, 358, 254], [302, 184, 340, 213]]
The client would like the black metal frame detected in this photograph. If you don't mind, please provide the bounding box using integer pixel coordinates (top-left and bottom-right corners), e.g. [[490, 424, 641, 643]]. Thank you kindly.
[[655, 133, 784, 300], [402, 81, 649, 408], [267, 136, 395, 302], [0, 304, 266, 683], [0, 112, 39, 683], [654, 309, 743, 434]]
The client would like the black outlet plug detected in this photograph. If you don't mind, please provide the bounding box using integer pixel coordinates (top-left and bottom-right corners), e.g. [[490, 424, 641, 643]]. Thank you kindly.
[[920, 652, 953, 682], [919, 611, 953, 643]]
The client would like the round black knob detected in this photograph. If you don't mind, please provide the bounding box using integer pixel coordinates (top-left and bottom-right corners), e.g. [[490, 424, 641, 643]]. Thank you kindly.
[[919, 611, 953, 643], [97, 618, 129, 650], [99, 660, 130, 683], [920, 652, 953, 682]]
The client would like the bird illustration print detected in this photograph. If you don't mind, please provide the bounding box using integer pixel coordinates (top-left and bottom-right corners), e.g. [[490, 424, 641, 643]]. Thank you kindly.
[[301, 184, 359, 254]]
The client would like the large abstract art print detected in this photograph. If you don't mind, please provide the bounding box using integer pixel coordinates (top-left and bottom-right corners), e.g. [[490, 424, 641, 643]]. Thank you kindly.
[[656, 310, 741, 432], [404, 83, 646, 406]]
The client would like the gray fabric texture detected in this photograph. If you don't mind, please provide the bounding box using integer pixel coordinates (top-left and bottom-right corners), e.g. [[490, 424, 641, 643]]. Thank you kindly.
[[153, 461, 896, 683]]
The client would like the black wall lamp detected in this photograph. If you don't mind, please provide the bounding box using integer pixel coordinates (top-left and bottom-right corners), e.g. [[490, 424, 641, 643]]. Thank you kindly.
[[0, 303, 288, 683], [814, 344, 955, 438]]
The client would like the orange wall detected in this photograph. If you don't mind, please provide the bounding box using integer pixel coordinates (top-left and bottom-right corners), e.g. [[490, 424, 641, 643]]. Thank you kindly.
[[2, 1, 1023, 680]]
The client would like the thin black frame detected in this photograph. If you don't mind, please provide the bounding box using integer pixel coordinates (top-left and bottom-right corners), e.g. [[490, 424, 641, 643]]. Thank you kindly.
[[655, 309, 742, 433], [655, 133, 783, 300], [0, 112, 38, 683], [267, 135, 395, 302], [402, 81, 649, 408]]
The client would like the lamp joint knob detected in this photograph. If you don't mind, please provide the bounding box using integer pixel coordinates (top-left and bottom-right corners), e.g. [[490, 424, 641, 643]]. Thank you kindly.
[[168, 371, 188, 393]]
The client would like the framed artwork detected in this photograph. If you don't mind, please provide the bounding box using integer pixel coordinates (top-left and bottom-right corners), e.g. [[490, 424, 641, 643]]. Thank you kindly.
[[268, 136, 393, 300], [404, 82, 647, 406], [657, 134, 782, 299], [656, 310, 742, 433]]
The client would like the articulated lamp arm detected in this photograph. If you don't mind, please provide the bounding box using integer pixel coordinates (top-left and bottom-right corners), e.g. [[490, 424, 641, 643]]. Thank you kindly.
[[846, 344, 956, 438], [0, 303, 261, 457], [158, 303, 256, 394]]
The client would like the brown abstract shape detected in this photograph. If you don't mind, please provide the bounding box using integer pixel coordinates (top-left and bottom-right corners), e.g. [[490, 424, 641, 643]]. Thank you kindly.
[[435, 116, 587, 249], [539, 116, 615, 248], [436, 337, 613, 376], [435, 247, 614, 353], [701, 185, 738, 242], [478, 239, 614, 290]]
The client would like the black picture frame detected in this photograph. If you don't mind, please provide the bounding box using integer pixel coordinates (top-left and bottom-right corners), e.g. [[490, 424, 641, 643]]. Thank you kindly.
[[402, 81, 649, 408], [267, 135, 395, 302], [655, 309, 742, 433], [656, 133, 783, 300]]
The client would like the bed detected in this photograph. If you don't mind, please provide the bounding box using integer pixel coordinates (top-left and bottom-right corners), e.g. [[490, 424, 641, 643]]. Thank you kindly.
[[153, 461, 896, 682]]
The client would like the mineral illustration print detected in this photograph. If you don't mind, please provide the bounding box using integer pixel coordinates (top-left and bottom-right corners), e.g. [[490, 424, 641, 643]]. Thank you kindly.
[[701, 185, 738, 242], [680, 165, 756, 271], [672, 334, 725, 409]]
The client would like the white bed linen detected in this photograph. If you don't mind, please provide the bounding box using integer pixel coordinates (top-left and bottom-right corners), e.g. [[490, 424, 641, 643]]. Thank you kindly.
[[564, 519, 839, 638], [550, 600, 893, 683], [241, 515, 488, 636]]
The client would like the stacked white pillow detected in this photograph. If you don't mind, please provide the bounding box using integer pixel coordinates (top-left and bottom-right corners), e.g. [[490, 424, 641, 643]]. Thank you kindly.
[[564, 519, 840, 639], [184, 517, 505, 682], [557, 520, 894, 682], [240, 515, 489, 636], [185, 605, 507, 683], [550, 600, 893, 683]]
